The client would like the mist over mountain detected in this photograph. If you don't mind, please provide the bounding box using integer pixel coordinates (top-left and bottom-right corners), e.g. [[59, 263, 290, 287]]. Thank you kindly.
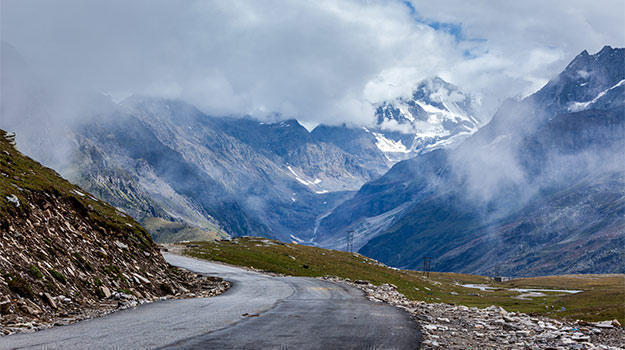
[[1, 35, 623, 276], [373, 77, 481, 159], [328, 46, 624, 276], [0, 41, 481, 243]]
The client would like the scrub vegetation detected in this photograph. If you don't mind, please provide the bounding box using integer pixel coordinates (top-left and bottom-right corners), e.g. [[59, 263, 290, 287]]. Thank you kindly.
[[185, 237, 624, 324]]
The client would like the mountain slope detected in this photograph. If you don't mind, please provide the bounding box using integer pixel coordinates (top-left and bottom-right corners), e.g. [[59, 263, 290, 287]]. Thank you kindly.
[[0, 129, 227, 333], [325, 46, 625, 276], [67, 98, 365, 243], [0, 42, 480, 244]]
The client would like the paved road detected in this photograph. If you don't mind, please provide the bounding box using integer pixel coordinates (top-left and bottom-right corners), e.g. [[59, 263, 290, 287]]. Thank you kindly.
[[1, 253, 421, 349]]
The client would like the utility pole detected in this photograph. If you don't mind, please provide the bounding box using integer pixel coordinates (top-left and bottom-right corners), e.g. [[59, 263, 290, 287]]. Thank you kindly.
[[423, 257, 432, 278], [346, 230, 354, 253]]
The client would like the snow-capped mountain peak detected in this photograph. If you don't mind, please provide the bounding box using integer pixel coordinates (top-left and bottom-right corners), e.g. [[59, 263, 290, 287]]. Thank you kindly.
[[369, 77, 481, 162]]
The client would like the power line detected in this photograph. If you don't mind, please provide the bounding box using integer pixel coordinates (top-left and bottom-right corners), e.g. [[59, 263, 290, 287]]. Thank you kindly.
[[346, 230, 354, 253], [423, 257, 432, 278]]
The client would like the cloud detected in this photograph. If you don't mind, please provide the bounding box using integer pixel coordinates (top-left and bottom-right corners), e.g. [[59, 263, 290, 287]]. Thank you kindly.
[[411, 0, 625, 114], [1, 0, 623, 126]]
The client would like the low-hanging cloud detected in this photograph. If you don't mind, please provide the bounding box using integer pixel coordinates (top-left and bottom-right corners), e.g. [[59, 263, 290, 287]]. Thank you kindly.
[[412, 0, 625, 114], [1, 0, 624, 126]]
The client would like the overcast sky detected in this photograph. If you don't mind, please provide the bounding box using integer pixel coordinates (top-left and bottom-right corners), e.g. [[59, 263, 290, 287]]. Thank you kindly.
[[1, 0, 623, 126]]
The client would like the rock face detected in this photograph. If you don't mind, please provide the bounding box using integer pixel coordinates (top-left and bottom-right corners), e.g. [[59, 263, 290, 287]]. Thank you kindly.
[[330, 278, 625, 349], [62, 78, 478, 244], [69, 99, 368, 243], [319, 46, 625, 276], [0, 42, 481, 243], [0, 130, 229, 335]]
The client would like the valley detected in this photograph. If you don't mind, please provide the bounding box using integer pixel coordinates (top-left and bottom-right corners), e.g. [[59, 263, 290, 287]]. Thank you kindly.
[[183, 237, 625, 325], [1, 42, 623, 279], [182, 237, 624, 348], [1, 2, 624, 349], [317, 46, 625, 276], [1, 45, 623, 279]]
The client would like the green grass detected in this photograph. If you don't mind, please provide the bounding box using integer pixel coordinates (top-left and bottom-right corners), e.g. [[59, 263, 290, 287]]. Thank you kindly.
[[185, 237, 624, 324], [48, 269, 67, 284], [142, 216, 227, 243]]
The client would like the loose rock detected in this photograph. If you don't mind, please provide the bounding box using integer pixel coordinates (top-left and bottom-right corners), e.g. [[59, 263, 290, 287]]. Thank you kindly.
[[321, 276, 625, 349]]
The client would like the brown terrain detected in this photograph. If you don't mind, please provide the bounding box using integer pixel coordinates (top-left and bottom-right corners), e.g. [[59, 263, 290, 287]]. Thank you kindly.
[[0, 130, 229, 335]]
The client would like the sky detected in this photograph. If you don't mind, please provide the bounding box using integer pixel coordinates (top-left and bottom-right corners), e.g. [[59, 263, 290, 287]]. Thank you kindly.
[[1, 0, 624, 127]]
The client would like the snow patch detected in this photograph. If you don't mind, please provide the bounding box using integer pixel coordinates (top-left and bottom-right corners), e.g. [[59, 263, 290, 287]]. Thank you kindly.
[[569, 79, 625, 112], [372, 132, 410, 153], [287, 165, 316, 186], [397, 106, 415, 122], [290, 234, 304, 243], [286, 165, 328, 194]]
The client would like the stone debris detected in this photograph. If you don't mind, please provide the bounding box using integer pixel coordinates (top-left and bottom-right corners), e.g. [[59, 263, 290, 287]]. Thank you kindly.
[[132, 273, 151, 284], [99, 286, 112, 299], [1, 267, 230, 336], [5, 194, 19, 207], [114, 241, 129, 250], [3, 132, 16, 147], [0, 165, 230, 336], [321, 277, 624, 350]]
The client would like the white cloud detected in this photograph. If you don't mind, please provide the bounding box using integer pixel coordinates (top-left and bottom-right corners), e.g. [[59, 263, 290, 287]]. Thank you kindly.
[[411, 0, 625, 114], [1, 0, 623, 126]]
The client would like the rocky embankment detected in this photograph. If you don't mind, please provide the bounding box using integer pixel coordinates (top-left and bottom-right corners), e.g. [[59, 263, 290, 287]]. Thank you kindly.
[[323, 277, 624, 349], [0, 130, 229, 335]]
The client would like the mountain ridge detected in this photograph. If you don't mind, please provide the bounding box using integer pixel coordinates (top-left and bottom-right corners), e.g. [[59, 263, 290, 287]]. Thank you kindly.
[[0, 43, 477, 243], [343, 46, 625, 276]]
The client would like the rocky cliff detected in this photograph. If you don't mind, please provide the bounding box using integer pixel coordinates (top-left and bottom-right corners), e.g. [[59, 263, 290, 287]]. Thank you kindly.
[[0, 130, 228, 335]]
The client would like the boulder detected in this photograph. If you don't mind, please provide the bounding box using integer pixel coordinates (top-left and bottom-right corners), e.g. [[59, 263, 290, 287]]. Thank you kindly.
[[99, 286, 112, 299]]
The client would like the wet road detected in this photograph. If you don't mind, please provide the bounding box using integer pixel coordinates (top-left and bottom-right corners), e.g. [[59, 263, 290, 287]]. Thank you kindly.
[[2, 253, 421, 349]]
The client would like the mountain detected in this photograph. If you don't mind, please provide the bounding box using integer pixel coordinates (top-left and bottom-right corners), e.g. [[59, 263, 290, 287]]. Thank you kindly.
[[320, 46, 625, 276], [79, 84, 478, 243], [67, 96, 400, 243], [0, 41, 479, 244], [0, 129, 227, 332], [371, 77, 481, 161], [531, 45, 625, 116], [311, 79, 480, 250]]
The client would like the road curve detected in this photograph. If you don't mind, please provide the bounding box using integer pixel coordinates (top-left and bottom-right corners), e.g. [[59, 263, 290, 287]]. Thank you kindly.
[[1, 253, 421, 349]]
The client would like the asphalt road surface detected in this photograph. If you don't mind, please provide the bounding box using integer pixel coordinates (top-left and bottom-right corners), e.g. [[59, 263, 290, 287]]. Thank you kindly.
[[1, 253, 421, 349]]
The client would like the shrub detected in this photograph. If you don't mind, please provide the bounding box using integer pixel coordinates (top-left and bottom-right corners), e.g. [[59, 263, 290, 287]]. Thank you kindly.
[[95, 287, 106, 299], [159, 282, 174, 295], [48, 269, 67, 284], [7, 273, 34, 298], [28, 265, 43, 279]]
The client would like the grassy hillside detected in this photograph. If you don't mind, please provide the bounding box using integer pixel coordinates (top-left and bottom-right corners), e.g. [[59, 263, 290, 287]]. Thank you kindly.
[[142, 217, 227, 243], [0, 130, 150, 247], [0, 129, 230, 332], [185, 237, 624, 324]]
